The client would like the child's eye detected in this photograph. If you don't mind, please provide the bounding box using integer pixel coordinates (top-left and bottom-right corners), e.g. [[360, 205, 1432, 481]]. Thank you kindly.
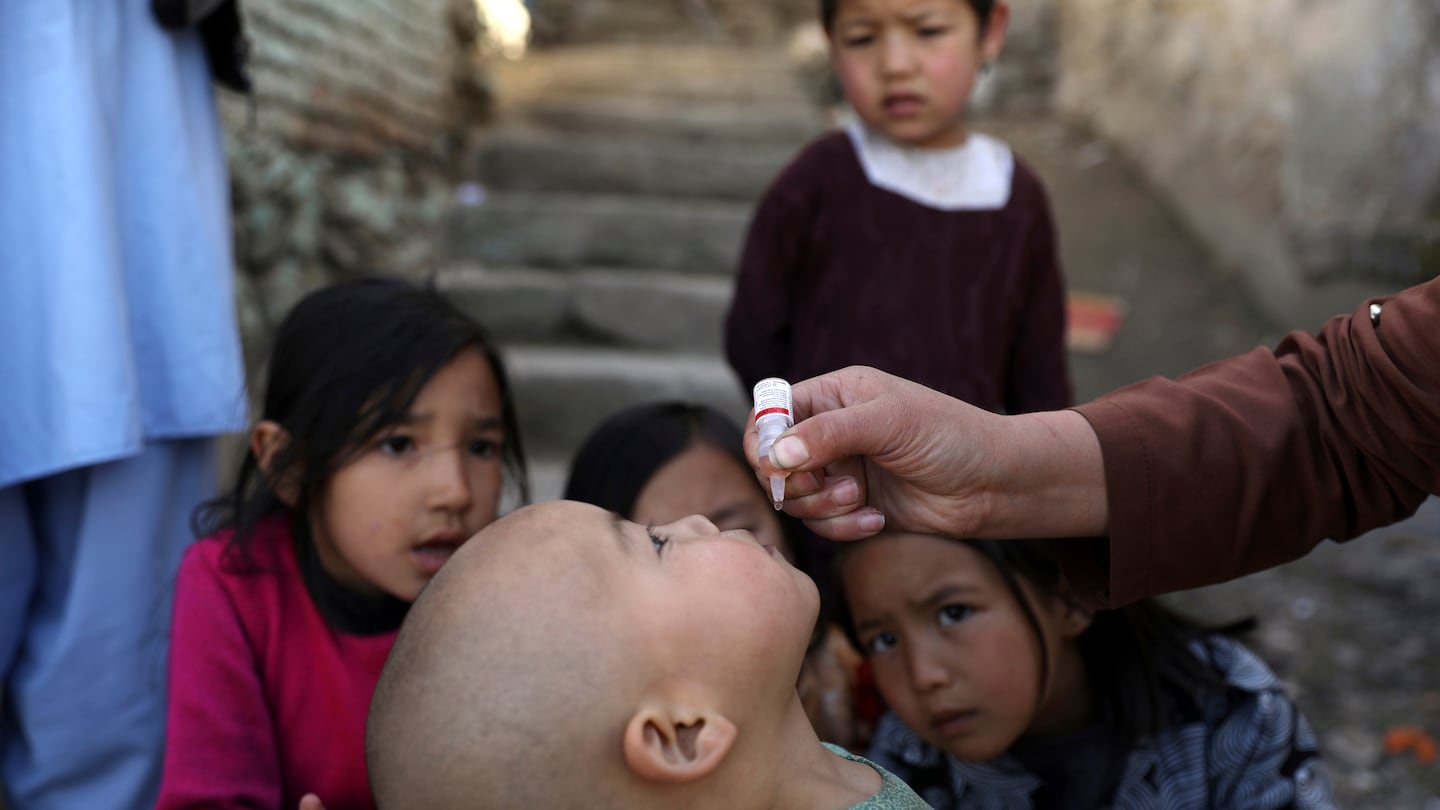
[[468, 437, 501, 458], [378, 436, 415, 456], [648, 529, 669, 557], [841, 33, 874, 47], [863, 632, 897, 655], [937, 604, 973, 626], [917, 25, 950, 38]]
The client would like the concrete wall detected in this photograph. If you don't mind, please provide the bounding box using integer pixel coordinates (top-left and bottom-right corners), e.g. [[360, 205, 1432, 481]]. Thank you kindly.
[[975, 0, 1059, 117], [1057, 0, 1438, 326], [220, 0, 487, 366]]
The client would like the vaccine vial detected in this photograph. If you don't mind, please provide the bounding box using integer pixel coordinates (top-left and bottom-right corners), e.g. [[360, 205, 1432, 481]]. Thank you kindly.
[[752, 377, 794, 510]]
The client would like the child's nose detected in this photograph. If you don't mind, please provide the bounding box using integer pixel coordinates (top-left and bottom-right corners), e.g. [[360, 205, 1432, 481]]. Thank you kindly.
[[905, 639, 952, 692], [880, 31, 917, 75], [426, 446, 475, 512]]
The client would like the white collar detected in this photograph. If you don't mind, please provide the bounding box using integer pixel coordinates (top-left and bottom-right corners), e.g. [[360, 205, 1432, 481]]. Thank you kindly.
[[846, 119, 1013, 211]]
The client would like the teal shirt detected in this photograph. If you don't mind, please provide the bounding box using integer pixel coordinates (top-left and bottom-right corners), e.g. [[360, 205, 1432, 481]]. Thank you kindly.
[[824, 743, 934, 809]]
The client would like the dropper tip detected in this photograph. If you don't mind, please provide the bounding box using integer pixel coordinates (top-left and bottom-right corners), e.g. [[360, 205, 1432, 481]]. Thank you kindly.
[[769, 475, 785, 510]]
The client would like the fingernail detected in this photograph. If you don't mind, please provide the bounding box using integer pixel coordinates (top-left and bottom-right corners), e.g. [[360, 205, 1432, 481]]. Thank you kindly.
[[772, 435, 810, 470], [857, 510, 886, 534], [833, 477, 859, 506]]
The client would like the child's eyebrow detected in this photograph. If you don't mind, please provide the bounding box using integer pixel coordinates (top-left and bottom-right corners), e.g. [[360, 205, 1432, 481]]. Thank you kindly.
[[708, 503, 747, 524], [853, 614, 887, 636], [852, 583, 982, 634], [912, 583, 980, 610]]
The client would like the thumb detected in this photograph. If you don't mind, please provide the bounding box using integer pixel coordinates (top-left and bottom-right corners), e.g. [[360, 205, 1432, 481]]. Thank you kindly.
[[770, 399, 893, 474]]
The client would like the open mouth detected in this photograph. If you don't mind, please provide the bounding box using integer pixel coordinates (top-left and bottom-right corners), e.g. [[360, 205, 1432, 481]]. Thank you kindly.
[[412, 538, 465, 575]]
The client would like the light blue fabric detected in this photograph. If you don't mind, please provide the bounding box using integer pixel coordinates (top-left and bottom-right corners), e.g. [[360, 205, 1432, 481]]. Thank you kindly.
[[0, 0, 247, 490], [0, 2, 246, 806], [0, 438, 218, 809]]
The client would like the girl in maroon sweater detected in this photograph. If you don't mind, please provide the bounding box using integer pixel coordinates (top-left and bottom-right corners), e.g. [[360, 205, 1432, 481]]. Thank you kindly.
[[156, 278, 528, 810]]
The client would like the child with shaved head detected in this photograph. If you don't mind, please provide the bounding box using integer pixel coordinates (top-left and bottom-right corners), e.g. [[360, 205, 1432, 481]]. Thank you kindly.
[[366, 501, 929, 809]]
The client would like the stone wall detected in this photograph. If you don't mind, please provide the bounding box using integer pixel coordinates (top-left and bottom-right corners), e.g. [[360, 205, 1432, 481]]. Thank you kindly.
[[221, 0, 488, 367], [1057, 0, 1439, 326]]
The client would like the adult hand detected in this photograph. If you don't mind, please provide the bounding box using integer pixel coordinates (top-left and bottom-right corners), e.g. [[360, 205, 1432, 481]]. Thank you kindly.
[[745, 366, 1107, 542]]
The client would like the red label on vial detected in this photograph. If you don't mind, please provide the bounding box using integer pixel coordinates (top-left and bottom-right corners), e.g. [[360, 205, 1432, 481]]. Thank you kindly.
[[755, 407, 790, 420]]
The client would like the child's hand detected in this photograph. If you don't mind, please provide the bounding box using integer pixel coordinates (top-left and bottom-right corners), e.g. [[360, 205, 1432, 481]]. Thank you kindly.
[[298, 793, 327, 810]]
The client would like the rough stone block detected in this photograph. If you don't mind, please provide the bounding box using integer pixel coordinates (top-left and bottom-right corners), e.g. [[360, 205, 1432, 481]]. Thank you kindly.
[[446, 191, 751, 274], [475, 133, 795, 200], [569, 270, 733, 351], [516, 95, 825, 144], [437, 264, 571, 341], [500, 346, 749, 457]]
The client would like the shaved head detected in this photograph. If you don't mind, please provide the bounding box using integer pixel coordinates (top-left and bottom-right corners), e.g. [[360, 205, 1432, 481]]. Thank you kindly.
[[367, 503, 636, 809], [367, 501, 819, 809]]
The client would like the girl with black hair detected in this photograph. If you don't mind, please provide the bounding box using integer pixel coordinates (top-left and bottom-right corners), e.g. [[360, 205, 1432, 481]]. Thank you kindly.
[[564, 401, 869, 749], [156, 278, 528, 810], [837, 533, 1335, 809]]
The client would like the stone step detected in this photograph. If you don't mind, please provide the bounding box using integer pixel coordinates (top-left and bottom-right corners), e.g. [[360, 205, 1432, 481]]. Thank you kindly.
[[498, 345, 749, 459], [445, 191, 751, 274], [509, 94, 826, 144], [527, 455, 571, 505], [500, 453, 570, 512], [529, 2, 712, 47], [493, 44, 812, 105], [440, 264, 732, 352], [475, 131, 795, 200]]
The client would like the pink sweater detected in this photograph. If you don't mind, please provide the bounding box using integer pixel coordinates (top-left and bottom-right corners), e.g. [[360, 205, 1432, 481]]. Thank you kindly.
[[157, 518, 395, 809]]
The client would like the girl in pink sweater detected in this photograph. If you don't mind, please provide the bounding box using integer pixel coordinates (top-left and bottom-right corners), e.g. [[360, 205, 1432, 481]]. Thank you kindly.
[[156, 278, 528, 810]]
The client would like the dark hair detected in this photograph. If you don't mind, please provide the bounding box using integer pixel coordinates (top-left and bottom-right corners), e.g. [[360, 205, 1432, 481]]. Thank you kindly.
[[820, 0, 998, 31], [836, 537, 1232, 742], [195, 277, 529, 565], [564, 402, 833, 625], [564, 402, 749, 518]]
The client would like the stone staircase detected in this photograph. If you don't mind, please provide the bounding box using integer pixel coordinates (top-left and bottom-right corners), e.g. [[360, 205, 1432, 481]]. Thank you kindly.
[[438, 44, 827, 500]]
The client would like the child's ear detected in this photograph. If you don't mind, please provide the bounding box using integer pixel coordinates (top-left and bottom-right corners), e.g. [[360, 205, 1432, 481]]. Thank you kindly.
[[980, 1, 1010, 63], [621, 702, 737, 784], [250, 420, 300, 507]]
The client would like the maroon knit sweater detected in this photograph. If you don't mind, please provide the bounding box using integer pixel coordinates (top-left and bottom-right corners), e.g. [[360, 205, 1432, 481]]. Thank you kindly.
[[726, 131, 1072, 414]]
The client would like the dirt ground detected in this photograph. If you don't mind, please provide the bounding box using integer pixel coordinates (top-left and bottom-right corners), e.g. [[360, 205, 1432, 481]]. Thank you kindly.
[[986, 115, 1440, 808]]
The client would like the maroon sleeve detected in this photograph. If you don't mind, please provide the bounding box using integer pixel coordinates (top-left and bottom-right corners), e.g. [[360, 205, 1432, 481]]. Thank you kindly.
[[156, 543, 283, 809], [1063, 277, 1440, 606], [1005, 165, 1073, 413], [724, 143, 821, 391]]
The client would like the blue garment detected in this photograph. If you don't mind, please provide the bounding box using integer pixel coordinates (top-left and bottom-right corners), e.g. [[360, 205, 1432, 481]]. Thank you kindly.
[[0, 438, 219, 809], [0, 2, 245, 807], [867, 635, 1336, 809], [0, 1, 247, 490]]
